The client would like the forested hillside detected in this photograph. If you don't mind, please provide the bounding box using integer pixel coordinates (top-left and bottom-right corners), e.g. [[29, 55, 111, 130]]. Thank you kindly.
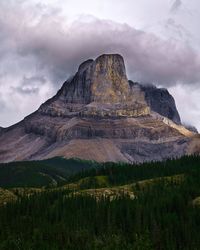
[[0, 158, 97, 188], [0, 156, 200, 249]]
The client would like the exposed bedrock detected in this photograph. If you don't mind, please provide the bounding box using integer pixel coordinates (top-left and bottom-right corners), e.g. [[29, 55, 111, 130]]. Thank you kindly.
[[0, 53, 198, 163]]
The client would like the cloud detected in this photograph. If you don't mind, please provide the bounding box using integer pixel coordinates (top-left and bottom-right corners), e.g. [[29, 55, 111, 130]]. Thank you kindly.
[[13, 76, 47, 95], [2, 8, 200, 86], [0, 95, 6, 112], [2, 2, 200, 81], [169, 84, 200, 130], [0, 0, 200, 127], [170, 0, 182, 13]]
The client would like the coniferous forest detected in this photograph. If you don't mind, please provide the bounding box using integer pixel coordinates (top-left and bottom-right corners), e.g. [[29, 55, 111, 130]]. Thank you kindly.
[[0, 156, 200, 249]]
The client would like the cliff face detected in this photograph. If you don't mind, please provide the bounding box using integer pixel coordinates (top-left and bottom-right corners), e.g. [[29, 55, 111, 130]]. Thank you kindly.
[[0, 54, 198, 163], [129, 81, 181, 124], [39, 54, 150, 118], [53, 54, 131, 104]]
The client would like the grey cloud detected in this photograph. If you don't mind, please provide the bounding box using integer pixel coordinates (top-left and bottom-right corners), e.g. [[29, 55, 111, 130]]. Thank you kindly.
[[169, 84, 200, 130], [1, 1, 200, 89], [22, 76, 46, 85], [0, 96, 6, 112], [14, 86, 39, 95], [170, 0, 182, 13], [13, 76, 47, 95], [165, 18, 191, 40]]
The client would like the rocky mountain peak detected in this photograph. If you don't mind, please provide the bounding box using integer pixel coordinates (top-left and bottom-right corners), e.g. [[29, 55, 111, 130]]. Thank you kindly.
[[0, 53, 199, 163], [94, 54, 126, 79], [90, 54, 130, 103], [78, 59, 94, 74], [58, 54, 131, 105], [39, 54, 182, 122], [39, 54, 149, 118]]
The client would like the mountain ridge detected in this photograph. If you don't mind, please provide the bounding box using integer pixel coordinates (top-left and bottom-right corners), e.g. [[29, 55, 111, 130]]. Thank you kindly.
[[0, 54, 199, 163]]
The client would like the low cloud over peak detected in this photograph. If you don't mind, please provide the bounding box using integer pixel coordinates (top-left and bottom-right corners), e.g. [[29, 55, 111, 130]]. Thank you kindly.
[[0, 1, 200, 128], [1, 2, 200, 86], [6, 16, 200, 85]]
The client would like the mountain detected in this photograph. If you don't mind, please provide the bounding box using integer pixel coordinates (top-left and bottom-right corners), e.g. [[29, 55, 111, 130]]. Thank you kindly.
[[0, 54, 199, 163]]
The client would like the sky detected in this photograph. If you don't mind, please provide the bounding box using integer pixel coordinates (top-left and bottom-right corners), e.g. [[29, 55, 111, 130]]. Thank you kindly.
[[1, 0, 200, 130]]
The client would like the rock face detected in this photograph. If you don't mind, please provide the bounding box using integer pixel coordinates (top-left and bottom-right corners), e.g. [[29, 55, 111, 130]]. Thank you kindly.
[[0, 54, 198, 163], [129, 81, 181, 124], [59, 54, 131, 104], [39, 54, 149, 119], [183, 124, 198, 134]]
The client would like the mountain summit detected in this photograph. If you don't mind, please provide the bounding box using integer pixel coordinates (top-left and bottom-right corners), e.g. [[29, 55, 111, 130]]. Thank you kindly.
[[0, 54, 199, 163], [39, 54, 149, 118], [66, 54, 130, 104]]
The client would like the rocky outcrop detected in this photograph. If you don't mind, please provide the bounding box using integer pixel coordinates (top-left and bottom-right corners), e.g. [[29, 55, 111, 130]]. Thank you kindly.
[[129, 82, 181, 124], [39, 54, 150, 119], [52, 54, 132, 105], [0, 54, 198, 163], [90, 54, 132, 103], [183, 124, 198, 133]]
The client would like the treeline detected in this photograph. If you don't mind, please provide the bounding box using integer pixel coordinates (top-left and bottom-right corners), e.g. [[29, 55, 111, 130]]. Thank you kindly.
[[68, 155, 200, 187], [1, 155, 200, 189], [0, 161, 200, 249], [0, 158, 97, 188]]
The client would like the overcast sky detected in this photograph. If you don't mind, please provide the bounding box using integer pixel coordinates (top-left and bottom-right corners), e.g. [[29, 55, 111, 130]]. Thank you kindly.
[[1, 0, 200, 130]]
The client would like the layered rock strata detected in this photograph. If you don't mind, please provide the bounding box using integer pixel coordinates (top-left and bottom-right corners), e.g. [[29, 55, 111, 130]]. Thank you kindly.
[[0, 54, 198, 163]]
